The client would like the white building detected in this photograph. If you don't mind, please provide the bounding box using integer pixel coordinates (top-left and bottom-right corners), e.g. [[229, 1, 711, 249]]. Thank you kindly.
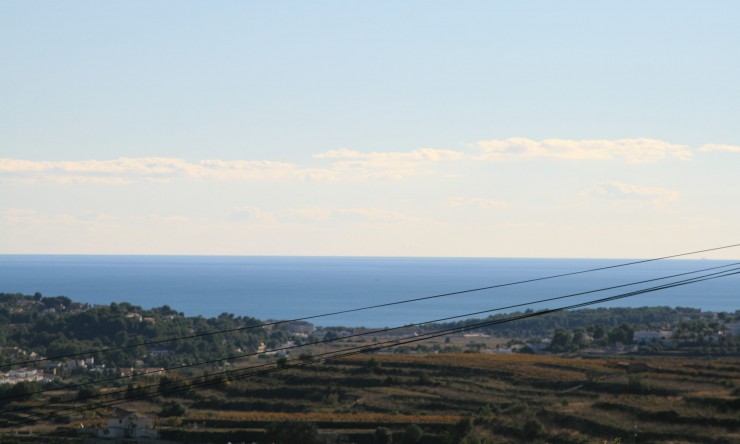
[[0, 368, 45, 385], [724, 321, 740, 336], [633, 330, 673, 344], [98, 410, 158, 440]]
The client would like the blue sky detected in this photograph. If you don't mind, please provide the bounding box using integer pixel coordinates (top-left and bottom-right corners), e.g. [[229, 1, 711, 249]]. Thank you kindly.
[[1, 1, 739, 258]]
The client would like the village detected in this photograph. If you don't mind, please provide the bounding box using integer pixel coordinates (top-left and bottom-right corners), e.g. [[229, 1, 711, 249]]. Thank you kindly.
[[3, 314, 740, 390]]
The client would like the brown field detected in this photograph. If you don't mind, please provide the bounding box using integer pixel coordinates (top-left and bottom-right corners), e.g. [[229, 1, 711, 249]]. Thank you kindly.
[[3, 353, 739, 443]]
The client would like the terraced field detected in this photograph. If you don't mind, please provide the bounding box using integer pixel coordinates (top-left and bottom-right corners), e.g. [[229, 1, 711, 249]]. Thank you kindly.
[[3, 353, 739, 443]]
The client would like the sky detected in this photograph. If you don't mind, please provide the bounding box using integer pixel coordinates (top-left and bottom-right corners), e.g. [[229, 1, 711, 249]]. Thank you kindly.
[[1, 1, 739, 258]]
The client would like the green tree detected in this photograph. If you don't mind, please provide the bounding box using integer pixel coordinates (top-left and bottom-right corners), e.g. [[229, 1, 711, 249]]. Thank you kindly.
[[264, 421, 319, 444], [159, 400, 188, 417], [550, 328, 572, 352], [374, 426, 393, 444], [521, 418, 544, 439], [0, 381, 39, 407], [607, 323, 635, 345], [403, 424, 423, 444], [572, 328, 590, 348], [446, 417, 473, 444]]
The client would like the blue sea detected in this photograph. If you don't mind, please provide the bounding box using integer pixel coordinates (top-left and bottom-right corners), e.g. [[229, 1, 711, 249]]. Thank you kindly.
[[0, 255, 737, 327]]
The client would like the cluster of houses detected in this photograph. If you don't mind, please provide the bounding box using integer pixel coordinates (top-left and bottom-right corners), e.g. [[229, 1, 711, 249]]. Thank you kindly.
[[488, 319, 740, 355], [647, 319, 740, 346], [0, 368, 46, 385], [0, 350, 168, 390]]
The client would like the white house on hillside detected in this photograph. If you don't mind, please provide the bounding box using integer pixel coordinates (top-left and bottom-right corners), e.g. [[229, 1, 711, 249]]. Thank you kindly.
[[98, 410, 158, 440]]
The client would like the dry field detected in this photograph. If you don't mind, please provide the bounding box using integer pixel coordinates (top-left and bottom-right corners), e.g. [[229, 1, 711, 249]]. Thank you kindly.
[[3, 353, 739, 443]]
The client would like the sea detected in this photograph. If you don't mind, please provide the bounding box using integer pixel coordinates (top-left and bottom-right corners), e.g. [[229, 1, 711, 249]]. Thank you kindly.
[[0, 255, 737, 327]]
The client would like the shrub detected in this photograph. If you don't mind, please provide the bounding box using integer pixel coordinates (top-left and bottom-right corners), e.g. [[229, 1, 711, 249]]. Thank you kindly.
[[159, 400, 188, 418], [264, 421, 319, 444], [521, 418, 544, 439], [403, 424, 423, 444], [374, 426, 393, 444]]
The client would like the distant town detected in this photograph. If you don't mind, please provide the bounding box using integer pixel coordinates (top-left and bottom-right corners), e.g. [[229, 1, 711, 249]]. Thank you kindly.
[[1, 292, 738, 387]]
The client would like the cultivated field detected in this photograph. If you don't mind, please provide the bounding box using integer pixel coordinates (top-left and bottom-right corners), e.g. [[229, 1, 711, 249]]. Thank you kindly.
[[3, 353, 739, 443]]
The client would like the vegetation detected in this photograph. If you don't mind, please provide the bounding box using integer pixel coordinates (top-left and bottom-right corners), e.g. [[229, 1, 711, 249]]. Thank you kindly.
[[0, 292, 738, 443], [3, 352, 738, 443], [0, 292, 268, 369]]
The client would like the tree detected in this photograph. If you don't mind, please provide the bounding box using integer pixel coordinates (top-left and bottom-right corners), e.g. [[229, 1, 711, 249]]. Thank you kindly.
[[550, 328, 572, 352], [607, 323, 635, 345], [572, 328, 590, 348], [0, 381, 39, 407], [125, 383, 137, 400], [522, 418, 544, 439], [446, 417, 473, 444], [77, 386, 100, 400], [592, 324, 606, 340], [374, 426, 393, 444], [264, 421, 319, 444], [159, 400, 188, 417], [403, 424, 423, 444], [159, 374, 187, 397]]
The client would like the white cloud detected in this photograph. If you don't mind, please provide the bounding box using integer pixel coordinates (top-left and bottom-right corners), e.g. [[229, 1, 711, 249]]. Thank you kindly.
[[475, 137, 692, 164], [282, 206, 333, 222], [129, 213, 189, 223], [0, 157, 337, 184], [228, 206, 277, 224], [1, 208, 117, 225], [446, 197, 509, 210], [338, 208, 435, 224], [699, 143, 740, 153], [582, 181, 680, 207], [1, 208, 39, 224], [224, 206, 435, 225], [0, 148, 462, 184], [314, 147, 463, 163], [313, 148, 464, 179]]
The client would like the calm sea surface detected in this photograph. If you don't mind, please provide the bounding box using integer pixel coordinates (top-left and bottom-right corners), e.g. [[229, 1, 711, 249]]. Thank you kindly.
[[0, 255, 737, 327]]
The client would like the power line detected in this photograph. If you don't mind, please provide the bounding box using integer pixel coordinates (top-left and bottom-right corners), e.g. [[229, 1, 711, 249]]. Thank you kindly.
[[5, 268, 738, 428], [4, 243, 738, 369], [2, 261, 738, 407], [9, 269, 739, 428]]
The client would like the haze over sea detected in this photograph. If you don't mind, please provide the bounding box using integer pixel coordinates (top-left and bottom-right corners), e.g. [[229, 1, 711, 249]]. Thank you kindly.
[[1, 255, 737, 328]]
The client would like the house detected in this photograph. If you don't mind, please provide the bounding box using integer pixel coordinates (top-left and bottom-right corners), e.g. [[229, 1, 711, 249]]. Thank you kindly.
[[125, 312, 143, 322], [725, 321, 740, 336], [524, 338, 551, 353], [120, 367, 165, 378], [633, 330, 673, 344], [98, 409, 158, 440], [0, 368, 45, 384], [66, 359, 87, 370], [43, 362, 62, 375], [148, 348, 172, 357]]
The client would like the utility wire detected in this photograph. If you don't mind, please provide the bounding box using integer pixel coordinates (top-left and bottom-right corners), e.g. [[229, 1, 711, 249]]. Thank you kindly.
[[4, 243, 738, 369], [2, 261, 738, 407], [9, 269, 739, 428], [5, 268, 738, 427]]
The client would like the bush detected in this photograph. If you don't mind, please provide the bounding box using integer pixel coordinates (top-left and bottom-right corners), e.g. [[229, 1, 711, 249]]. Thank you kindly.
[[264, 421, 319, 444], [159, 400, 188, 418], [403, 424, 423, 444], [521, 418, 544, 439], [374, 426, 393, 444], [446, 417, 473, 444], [76, 386, 99, 400]]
